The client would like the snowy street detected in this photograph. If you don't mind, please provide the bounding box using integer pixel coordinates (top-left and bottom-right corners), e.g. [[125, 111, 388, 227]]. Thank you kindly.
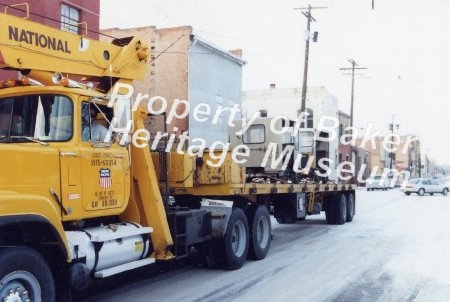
[[79, 188, 450, 302]]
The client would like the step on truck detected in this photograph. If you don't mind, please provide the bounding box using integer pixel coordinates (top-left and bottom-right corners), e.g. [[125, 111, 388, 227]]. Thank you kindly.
[[0, 6, 355, 301]]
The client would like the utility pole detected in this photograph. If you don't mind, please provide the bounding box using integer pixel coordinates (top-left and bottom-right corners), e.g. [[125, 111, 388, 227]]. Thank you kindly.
[[388, 115, 400, 170], [339, 60, 367, 184], [295, 5, 326, 116], [339, 59, 367, 128]]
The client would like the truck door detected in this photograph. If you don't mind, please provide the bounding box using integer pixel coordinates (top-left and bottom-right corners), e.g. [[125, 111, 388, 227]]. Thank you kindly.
[[25, 94, 83, 221], [79, 102, 129, 213]]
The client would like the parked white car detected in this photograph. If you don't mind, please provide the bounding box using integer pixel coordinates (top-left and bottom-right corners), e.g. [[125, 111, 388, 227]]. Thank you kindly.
[[366, 175, 391, 191], [402, 178, 449, 196]]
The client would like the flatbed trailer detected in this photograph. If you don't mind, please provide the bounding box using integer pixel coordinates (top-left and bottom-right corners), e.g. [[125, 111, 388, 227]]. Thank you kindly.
[[151, 150, 356, 269]]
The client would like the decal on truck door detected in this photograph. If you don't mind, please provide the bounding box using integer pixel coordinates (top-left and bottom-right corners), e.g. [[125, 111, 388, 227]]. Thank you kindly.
[[99, 168, 112, 188]]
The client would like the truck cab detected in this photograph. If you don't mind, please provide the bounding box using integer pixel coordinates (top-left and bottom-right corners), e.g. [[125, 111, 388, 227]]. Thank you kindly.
[[229, 116, 303, 181]]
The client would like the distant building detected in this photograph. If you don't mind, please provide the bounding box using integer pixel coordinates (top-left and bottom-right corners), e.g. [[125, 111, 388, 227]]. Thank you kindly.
[[338, 111, 352, 168], [337, 111, 372, 184], [422, 155, 435, 178], [356, 135, 421, 179], [352, 147, 372, 185], [242, 86, 338, 128], [102, 26, 245, 148]]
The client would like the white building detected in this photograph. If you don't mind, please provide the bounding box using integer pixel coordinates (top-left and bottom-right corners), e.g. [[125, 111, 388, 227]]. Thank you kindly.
[[242, 86, 339, 126]]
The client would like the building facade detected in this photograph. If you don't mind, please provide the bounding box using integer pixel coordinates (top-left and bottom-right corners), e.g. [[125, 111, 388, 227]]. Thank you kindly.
[[337, 111, 372, 184], [357, 135, 421, 179], [101, 26, 245, 148], [338, 111, 352, 168], [352, 147, 372, 185]]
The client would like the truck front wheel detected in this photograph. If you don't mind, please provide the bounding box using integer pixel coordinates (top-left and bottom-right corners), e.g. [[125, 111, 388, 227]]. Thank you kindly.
[[223, 208, 249, 269], [0, 247, 55, 301]]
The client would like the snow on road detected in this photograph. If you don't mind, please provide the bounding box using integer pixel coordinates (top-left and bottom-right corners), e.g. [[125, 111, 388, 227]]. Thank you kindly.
[[79, 189, 450, 302]]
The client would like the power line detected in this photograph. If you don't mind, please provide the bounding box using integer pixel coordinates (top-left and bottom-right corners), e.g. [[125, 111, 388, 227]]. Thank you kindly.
[[194, 29, 293, 48], [151, 34, 185, 63]]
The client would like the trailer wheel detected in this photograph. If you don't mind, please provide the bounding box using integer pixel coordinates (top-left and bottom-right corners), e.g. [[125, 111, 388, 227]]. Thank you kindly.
[[336, 194, 347, 225], [0, 247, 55, 302], [248, 205, 271, 260], [223, 208, 249, 269], [346, 193, 355, 222], [325, 200, 336, 224]]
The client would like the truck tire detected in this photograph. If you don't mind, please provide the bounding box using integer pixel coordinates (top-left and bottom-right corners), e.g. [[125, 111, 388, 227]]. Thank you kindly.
[[325, 201, 336, 224], [346, 192, 355, 222], [0, 246, 55, 302], [335, 194, 347, 225], [223, 208, 249, 269], [248, 205, 271, 260]]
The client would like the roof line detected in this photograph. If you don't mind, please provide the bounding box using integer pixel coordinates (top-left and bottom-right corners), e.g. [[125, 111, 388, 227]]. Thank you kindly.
[[190, 35, 247, 66]]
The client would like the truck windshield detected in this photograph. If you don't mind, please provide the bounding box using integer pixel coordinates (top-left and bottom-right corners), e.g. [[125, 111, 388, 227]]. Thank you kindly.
[[0, 94, 72, 142], [243, 124, 265, 144]]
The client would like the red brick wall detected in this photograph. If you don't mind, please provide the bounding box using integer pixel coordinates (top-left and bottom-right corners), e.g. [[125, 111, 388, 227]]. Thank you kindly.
[[102, 26, 193, 134]]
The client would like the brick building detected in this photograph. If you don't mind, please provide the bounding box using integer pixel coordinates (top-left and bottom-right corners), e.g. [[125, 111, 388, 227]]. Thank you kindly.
[[338, 111, 352, 166], [101, 26, 245, 147]]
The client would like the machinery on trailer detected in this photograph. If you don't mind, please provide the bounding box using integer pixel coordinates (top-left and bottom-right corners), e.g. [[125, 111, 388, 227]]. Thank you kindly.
[[0, 6, 355, 301]]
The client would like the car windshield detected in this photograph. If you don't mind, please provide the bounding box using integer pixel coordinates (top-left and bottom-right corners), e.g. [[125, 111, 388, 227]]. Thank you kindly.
[[409, 178, 421, 184]]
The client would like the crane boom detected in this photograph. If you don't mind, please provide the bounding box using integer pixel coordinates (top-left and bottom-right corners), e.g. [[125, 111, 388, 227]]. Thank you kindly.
[[0, 12, 149, 82]]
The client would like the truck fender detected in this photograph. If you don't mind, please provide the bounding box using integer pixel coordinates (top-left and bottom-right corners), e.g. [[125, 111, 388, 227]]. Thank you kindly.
[[200, 199, 233, 238], [0, 192, 70, 260]]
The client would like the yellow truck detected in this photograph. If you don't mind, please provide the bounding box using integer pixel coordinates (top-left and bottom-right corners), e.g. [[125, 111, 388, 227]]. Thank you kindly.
[[0, 8, 355, 301]]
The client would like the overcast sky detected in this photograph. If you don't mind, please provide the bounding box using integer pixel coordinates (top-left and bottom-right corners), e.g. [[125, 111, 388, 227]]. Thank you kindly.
[[100, 0, 450, 165]]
